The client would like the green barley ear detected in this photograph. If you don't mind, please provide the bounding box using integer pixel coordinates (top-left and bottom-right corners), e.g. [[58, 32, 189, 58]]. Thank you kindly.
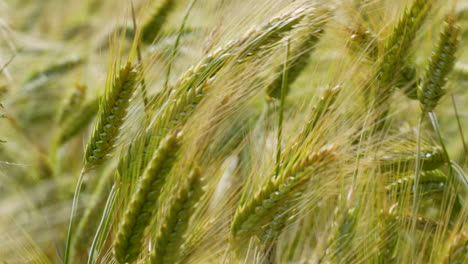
[[378, 141, 444, 173], [113, 132, 181, 264], [141, 0, 176, 44], [83, 62, 139, 170], [149, 168, 205, 264], [376, 0, 431, 99], [265, 12, 329, 100], [385, 169, 448, 196], [59, 98, 99, 144], [58, 83, 87, 124], [418, 15, 460, 113], [395, 63, 418, 100], [164, 4, 316, 103], [25, 56, 85, 85], [297, 85, 341, 140], [231, 144, 337, 243]]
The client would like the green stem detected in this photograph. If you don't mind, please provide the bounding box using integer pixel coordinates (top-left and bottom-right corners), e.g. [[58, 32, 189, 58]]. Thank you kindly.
[[63, 168, 87, 264], [163, 0, 198, 90], [275, 42, 290, 178]]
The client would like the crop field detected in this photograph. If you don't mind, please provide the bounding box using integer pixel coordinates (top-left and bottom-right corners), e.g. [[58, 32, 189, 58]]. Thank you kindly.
[[0, 0, 467, 263]]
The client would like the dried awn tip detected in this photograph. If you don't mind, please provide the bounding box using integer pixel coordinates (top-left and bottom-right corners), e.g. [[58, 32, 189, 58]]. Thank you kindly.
[[83, 62, 138, 170], [418, 15, 460, 113], [113, 133, 181, 264], [149, 169, 205, 264]]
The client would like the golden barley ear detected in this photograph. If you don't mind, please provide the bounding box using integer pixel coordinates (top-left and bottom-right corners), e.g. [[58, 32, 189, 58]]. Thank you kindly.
[[418, 15, 461, 113], [83, 62, 139, 171]]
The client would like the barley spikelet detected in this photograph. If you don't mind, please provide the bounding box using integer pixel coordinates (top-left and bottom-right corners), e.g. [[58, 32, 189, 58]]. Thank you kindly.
[[297, 85, 341, 140], [59, 98, 99, 144], [395, 63, 418, 99], [231, 144, 336, 242], [376, 0, 431, 100], [118, 81, 208, 183], [113, 133, 181, 264], [58, 83, 87, 124], [266, 13, 329, 100], [141, 0, 176, 43], [418, 15, 460, 113], [149, 168, 205, 264], [84, 62, 138, 170]]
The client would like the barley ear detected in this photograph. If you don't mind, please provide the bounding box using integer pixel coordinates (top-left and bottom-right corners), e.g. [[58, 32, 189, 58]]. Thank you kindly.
[[376, 0, 431, 102], [58, 83, 87, 124], [59, 98, 99, 144], [83, 62, 139, 170], [266, 13, 328, 100], [141, 0, 176, 43], [149, 168, 205, 264], [231, 145, 336, 243], [113, 132, 181, 264], [418, 15, 460, 113]]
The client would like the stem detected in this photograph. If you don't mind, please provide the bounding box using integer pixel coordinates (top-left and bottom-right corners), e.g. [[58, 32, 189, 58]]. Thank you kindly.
[[274, 41, 290, 178], [451, 94, 467, 166], [87, 184, 118, 264], [163, 0, 198, 90], [130, 1, 150, 117], [411, 114, 424, 259], [63, 168, 87, 264]]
